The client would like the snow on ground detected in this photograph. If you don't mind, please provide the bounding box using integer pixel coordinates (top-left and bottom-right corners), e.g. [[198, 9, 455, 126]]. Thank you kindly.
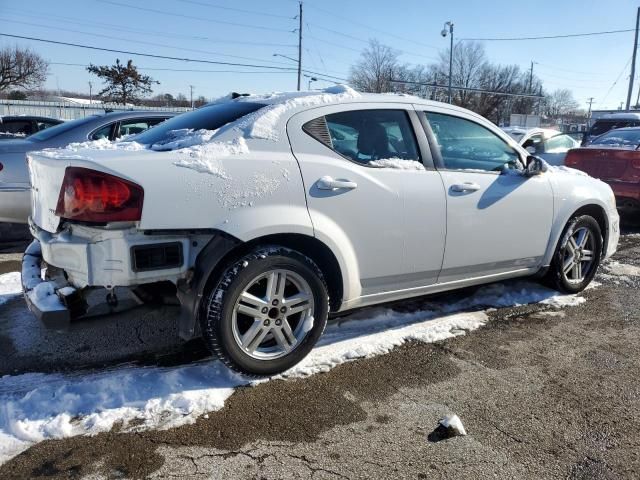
[[369, 158, 425, 170], [0, 272, 21, 306], [603, 260, 640, 277], [0, 273, 588, 465]]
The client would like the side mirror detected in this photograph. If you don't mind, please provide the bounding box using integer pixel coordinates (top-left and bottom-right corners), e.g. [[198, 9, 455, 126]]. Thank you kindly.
[[525, 146, 537, 154], [524, 155, 547, 177]]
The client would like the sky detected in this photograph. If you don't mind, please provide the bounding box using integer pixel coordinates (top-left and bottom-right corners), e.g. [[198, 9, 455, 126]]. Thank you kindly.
[[0, 0, 638, 110]]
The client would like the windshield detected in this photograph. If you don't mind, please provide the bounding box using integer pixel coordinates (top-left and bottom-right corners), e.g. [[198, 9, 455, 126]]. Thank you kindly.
[[28, 116, 97, 142], [591, 129, 640, 147], [131, 102, 265, 148]]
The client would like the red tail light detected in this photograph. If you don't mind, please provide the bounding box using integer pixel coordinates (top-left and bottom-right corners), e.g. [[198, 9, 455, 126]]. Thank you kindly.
[[55, 167, 144, 223], [564, 151, 579, 167]]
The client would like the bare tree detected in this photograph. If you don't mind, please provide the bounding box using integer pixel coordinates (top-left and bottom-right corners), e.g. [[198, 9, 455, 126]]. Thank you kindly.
[[87, 59, 158, 105], [0, 46, 48, 92], [349, 40, 399, 93], [543, 89, 580, 118]]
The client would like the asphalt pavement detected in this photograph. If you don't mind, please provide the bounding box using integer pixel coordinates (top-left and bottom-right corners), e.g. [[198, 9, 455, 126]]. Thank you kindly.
[[1, 228, 639, 479]]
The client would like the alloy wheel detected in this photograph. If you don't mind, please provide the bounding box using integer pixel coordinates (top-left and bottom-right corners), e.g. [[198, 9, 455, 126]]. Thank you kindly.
[[231, 269, 315, 360], [561, 226, 596, 283]]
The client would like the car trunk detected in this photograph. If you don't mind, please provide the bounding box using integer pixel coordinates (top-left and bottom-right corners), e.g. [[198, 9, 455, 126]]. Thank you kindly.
[[565, 147, 640, 182], [27, 152, 74, 233]]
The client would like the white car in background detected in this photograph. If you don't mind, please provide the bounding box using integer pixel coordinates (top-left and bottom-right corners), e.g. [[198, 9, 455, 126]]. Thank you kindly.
[[22, 87, 619, 376], [502, 127, 579, 165]]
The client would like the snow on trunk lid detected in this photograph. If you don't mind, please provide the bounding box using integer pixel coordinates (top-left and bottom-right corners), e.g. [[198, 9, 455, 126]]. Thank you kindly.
[[28, 152, 78, 233]]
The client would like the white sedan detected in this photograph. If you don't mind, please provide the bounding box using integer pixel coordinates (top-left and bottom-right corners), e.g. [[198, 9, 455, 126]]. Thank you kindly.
[[502, 127, 579, 165], [22, 87, 618, 375]]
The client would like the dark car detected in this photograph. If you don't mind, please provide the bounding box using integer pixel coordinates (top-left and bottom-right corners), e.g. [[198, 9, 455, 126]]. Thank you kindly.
[[582, 113, 640, 146], [566, 126, 640, 214], [0, 115, 63, 139], [0, 110, 176, 223]]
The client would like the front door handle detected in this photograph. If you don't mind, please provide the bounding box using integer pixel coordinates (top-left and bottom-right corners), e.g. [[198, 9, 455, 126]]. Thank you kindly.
[[451, 182, 481, 193], [317, 176, 358, 191]]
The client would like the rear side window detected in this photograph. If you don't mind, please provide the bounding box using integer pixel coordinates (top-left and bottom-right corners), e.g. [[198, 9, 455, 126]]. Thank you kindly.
[[0, 120, 32, 135], [132, 102, 265, 149], [90, 123, 116, 141], [425, 112, 520, 172], [303, 109, 421, 165]]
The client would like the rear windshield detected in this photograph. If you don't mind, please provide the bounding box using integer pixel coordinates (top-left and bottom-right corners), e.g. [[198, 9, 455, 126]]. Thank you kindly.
[[131, 102, 265, 148], [592, 129, 640, 147], [29, 116, 96, 142], [588, 120, 639, 137]]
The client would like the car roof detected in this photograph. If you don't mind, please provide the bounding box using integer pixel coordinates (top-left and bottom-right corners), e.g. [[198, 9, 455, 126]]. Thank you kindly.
[[596, 112, 640, 120], [599, 126, 640, 132], [0, 115, 62, 123]]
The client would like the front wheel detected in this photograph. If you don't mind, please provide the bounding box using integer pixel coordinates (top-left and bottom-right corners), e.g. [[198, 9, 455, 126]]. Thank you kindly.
[[200, 246, 329, 376], [545, 215, 602, 294]]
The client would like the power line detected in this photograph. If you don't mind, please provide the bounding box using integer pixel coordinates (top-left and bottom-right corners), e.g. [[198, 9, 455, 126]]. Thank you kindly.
[[50, 62, 301, 74], [0, 19, 299, 66], [535, 62, 611, 77], [96, 0, 294, 33], [461, 28, 634, 41], [1, 11, 298, 47], [176, 0, 293, 19], [304, 3, 439, 50], [1, 33, 349, 81], [391, 79, 545, 98], [601, 56, 633, 105]]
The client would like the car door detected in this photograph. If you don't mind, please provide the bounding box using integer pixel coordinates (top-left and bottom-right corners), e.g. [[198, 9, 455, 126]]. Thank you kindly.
[[287, 103, 447, 300], [419, 108, 553, 284]]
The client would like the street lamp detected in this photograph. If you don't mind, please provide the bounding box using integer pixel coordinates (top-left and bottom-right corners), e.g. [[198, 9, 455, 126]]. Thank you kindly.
[[306, 76, 318, 90], [273, 53, 301, 91], [441, 21, 454, 104]]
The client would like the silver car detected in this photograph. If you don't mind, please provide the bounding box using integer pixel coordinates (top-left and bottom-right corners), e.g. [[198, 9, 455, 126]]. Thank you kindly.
[[0, 110, 175, 223]]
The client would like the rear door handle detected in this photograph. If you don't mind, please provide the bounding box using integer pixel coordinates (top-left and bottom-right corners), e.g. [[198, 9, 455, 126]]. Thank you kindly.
[[317, 176, 358, 190], [451, 182, 481, 193]]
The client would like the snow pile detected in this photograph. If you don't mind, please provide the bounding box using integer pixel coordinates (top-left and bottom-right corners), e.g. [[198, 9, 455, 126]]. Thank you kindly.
[[150, 128, 217, 151], [0, 276, 588, 464], [369, 158, 425, 170], [173, 137, 249, 178], [35, 138, 146, 159], [603, 260, 640, 277], [0, 272, 22, 306], [233, 85, 361, 141]]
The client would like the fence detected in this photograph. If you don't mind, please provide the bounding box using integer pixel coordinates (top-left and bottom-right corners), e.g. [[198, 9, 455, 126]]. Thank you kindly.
[[0, 99, 190, 120]]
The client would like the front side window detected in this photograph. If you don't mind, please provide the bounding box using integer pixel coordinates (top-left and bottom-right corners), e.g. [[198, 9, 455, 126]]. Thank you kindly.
[[545, 134, 577, 152], [306, 109, 421, 165], [425, 112, 520, 172]]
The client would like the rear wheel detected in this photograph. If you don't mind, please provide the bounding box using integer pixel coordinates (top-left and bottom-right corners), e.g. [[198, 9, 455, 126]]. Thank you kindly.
[[201, 246, 329, 376], [545, 215, 602, 294]]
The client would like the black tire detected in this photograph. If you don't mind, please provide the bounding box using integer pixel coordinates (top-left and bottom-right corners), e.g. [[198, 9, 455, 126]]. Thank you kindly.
[[545, 214, 602, 294], [200, 246, 329, 377]]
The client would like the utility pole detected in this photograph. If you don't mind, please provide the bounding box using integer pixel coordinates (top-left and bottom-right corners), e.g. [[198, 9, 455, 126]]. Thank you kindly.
[[441, 21, 454, 104], [528, 61, 534, 93], [586, 97, 595, 119], [626, 6, 640, 110], [297, 1, 303, 91], [88, 81, 93, 105], [189, 85, 194, 109]]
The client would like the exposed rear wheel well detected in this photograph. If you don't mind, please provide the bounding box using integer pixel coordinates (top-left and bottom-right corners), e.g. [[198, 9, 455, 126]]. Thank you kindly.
[[205, 233, 344, 312], [570, 204, 608, 255]]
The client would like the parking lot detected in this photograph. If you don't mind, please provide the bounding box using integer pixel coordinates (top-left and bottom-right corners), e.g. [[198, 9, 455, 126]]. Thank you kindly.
[[0, 225, 636, 479]]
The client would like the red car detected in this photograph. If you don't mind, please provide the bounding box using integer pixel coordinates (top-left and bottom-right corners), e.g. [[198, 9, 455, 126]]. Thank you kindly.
[[565, 127, 640, 214]]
